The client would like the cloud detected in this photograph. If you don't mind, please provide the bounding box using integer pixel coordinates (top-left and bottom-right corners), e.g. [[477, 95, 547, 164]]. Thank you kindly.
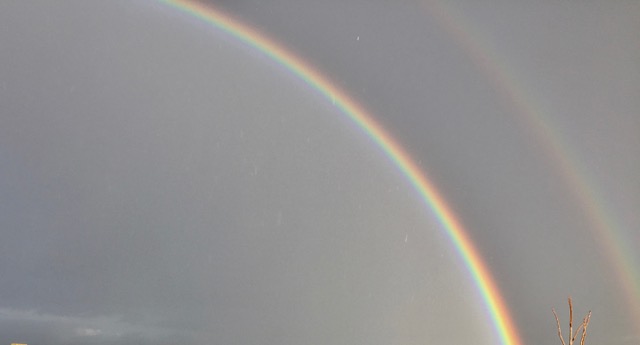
[[75, 327, 104, 337], [0, 308, 196, 345]]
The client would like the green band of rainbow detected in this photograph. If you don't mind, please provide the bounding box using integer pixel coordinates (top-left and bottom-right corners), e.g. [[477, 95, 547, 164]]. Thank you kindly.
[[158, 1, 524, 344]]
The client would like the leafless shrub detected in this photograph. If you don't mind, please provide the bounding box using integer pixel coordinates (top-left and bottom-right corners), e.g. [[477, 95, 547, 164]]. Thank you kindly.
[[552, 297, 591, 345]]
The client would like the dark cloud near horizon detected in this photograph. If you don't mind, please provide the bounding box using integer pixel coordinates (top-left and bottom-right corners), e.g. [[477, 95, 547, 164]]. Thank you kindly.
[[1, 1, 638, 345]]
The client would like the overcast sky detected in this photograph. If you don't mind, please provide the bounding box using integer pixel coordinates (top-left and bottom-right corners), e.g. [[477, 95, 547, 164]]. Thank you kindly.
[[1, 1, 638, 345]]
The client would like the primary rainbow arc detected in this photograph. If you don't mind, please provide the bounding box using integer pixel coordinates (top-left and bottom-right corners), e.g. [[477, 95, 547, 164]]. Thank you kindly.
[[158, 1, 524, 345]]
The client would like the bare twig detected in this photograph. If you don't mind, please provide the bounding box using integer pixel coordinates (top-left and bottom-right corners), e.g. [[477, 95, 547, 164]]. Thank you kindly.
[[552, 297, 591, 345], [553, 308, 567, 345], [571, 323, 585, 343], [569, 297, 573, 345], [580, 311, 591, 345]]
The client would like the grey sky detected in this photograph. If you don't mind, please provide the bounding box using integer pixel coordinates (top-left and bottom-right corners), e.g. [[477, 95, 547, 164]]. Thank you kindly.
[[1, 1, 638, 345]]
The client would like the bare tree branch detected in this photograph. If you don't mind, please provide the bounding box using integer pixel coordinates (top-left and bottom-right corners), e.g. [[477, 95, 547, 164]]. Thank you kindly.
[[553, 308, 567, 345], [569, 297, 573, 345], [580, 311, 591, 345], [553, 297, 591, 345]]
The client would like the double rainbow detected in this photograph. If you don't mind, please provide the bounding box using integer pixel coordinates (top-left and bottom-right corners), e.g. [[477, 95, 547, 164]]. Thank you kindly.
[[425, 1, 640, 330]]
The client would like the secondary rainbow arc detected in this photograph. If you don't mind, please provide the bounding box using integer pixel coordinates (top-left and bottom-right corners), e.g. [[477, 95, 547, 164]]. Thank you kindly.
[[423, 1, 640, 329], [158, 1, 524, 345]]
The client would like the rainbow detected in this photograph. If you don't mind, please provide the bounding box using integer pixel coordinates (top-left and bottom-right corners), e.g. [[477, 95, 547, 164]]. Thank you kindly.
[[157, 1, 524, 344], [424, 1, 640, 329]]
